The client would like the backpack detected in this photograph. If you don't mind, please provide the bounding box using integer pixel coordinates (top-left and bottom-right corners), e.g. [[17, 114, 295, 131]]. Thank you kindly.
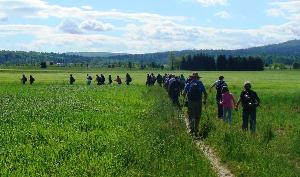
[[168, 79, 180, 95], [188, 82, 202, 101], [243, 91, 259, 108], [216, 81, 226, 94]]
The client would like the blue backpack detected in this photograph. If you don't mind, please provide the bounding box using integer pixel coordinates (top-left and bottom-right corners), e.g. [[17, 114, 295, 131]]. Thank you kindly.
[[188, 82, 202, 101]]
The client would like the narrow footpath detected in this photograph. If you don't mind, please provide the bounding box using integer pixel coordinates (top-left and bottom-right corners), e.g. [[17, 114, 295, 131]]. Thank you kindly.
[[179, 114, 234, 177]]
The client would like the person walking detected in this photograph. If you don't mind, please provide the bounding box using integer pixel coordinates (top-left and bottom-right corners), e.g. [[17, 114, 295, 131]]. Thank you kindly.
[[183, 73, 207, 137], [220, 86, 236, 125], [150, 73, 156, 85], [162, 73, 168, 83], [164, 74, 172, 90], [21, 74, 27, 84], [210, 76, 227, 119], [168, 75, 181, 107], [100, 74, 106, 85], [115, 76, 122, 85], [108, 75, 113, 85], [179, 74, 186, 92], [146, 74, 151, 86], [96, 75, 101, 85], [70, 74, 75, 85], [157, 74, 163, 87], [29, 75, 35, 85], [125, 73, 132, 85], [236, 81, 260, 133], [86, 74, 92, 85]]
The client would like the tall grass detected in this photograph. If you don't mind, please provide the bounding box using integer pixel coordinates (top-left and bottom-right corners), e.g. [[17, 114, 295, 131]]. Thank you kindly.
[[202, 89, 300, 177], [0, 84, 215, 176]]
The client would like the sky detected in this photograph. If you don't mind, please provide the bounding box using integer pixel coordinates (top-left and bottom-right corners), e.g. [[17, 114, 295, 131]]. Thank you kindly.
[[0, 0, 299, 53]]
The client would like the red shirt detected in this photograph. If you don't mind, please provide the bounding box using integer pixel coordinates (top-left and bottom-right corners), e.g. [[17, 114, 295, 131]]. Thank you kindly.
[[221, 92, 235, 109]]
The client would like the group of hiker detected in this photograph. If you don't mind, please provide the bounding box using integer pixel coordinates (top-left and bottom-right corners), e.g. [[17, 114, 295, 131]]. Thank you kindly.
[[155, 72, 260, 136], [71, 73, 132, 85], [21, 74, 35, 85], [21, 72, 260, 135], [21, 73, 132, 86]]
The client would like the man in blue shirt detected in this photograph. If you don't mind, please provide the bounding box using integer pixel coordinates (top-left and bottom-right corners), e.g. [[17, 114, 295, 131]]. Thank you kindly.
[[209, 76, 227, 119], [183, 73, 207, 137]]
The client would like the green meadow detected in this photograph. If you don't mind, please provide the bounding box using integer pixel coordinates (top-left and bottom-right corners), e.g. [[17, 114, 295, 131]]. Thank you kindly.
[[0, 68, 299, 177]]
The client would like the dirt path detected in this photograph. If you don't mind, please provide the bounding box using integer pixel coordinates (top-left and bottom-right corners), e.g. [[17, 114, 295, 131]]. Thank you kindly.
[[194, 140, 234, 177], [180, 114, 234, 177]]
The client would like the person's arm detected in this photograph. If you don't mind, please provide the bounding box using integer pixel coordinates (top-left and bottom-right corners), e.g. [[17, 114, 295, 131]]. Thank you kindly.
[[255, 92, 260, 106], [209, 82, 216, 92], [209, 81, 217, 92], [182, 83, 190, 97], [220, 94, 224, 105], [203, 90, 208, 105], [231, 94, 237, 107], [200, 83, 208, 104], [236, 93, 242, 109]]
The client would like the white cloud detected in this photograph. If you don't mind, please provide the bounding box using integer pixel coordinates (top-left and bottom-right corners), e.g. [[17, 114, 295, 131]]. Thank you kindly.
[[0, 0, 299, 53], [266, 8, 285, 17], [81, 6, 93, 11], [57, 19, 82, 34], [80, 20, 113, 32], [196, 0, 228, 7], [0, 12, 8, 21], [0, 24, 53, 35], [266, 1, 300, 20], [214, 11, 231, 19], [0, 0, 186, 23]]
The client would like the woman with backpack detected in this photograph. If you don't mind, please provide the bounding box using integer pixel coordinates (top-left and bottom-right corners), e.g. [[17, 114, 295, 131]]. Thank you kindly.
[[220, 86, 236, 126], [236, 81, 260, 132]]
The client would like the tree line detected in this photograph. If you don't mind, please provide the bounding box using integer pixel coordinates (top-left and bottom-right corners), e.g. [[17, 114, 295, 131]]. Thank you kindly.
[[178, 54, 264, 71]]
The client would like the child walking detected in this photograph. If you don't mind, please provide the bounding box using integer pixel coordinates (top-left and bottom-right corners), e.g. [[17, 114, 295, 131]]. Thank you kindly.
[[220, 86, 236, 125]]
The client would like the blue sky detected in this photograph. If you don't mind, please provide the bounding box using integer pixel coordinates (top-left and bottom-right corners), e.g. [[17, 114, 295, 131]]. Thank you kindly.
[[0, 0, 299, 53]]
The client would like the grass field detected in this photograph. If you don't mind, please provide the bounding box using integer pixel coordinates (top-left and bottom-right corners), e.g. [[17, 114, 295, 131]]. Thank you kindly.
[[0, 69, 300, 177], [0, 83, 216, 176]]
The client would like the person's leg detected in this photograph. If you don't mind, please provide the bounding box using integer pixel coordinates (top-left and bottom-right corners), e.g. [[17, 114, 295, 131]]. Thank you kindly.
[[228, 109, 232, 126], [250, 109, 257, 133], [194, 102, 202, 136], [217, 97, 223, 119], [188, 102, 195, 135], [223, 108, 227, 123], [174, 96, 180, 107], [242, 110, 249, 131]]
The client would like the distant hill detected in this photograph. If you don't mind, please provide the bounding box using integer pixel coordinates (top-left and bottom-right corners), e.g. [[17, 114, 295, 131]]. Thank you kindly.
[[230, 39, 300, 56], [66, 52, 127, 58], [0, 39, 299, 65], [99, 39, 300, 64]]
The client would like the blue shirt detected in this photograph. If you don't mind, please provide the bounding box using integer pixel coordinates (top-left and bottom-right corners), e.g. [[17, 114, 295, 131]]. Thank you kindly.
[[184, 80, 206, 94]]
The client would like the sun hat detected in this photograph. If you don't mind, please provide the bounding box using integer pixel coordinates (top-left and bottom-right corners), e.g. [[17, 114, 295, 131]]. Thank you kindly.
[[192, 72, 202, 78], [244, 81, 251, 88]]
